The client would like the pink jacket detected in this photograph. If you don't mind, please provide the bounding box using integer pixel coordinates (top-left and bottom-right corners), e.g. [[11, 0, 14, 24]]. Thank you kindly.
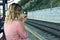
[[4, 21, 29, 40]]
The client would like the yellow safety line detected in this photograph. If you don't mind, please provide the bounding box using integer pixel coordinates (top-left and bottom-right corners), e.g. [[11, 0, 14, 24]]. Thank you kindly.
[[25, 26, 43, 40]]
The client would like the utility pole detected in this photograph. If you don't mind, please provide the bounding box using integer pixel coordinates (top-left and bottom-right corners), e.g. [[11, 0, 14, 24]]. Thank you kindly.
[[50, 0, 54, 14], [3, 0, 7, 21], [50, 0, 53, 9], [3, 0, 5, 21]]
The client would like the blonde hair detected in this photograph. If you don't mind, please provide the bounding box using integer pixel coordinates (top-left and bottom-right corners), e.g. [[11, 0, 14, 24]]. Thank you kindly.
[[5, 3, 22, 24]]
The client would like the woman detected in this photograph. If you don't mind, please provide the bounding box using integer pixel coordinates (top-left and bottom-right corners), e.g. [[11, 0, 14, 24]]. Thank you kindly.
[[21, 11, 27, 24], [4, 3, 30, 40]]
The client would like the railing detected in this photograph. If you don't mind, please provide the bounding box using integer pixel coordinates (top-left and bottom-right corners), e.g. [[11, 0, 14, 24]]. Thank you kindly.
[[27, 7, 60, 23], [26, 19, 60, 38]]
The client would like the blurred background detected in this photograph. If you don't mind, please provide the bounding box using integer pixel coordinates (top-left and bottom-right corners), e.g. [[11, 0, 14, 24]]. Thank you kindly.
[[0, 0, 60, 40]]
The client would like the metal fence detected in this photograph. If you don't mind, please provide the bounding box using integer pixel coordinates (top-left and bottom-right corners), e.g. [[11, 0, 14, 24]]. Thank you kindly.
[[28, 7, 60, 23]]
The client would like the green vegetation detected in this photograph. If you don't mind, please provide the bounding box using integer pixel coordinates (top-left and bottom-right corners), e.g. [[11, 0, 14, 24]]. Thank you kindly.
[[18, 0, 60, 11]]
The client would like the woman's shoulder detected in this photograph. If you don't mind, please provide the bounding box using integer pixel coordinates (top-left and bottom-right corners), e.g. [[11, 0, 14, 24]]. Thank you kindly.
[[14, 20, 22, 25], [4, 20, 22, 27], [14, 21, 24, 29]]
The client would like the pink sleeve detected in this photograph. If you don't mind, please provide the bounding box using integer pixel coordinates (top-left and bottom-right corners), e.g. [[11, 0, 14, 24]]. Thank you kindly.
[[17, 22, 28, 39]]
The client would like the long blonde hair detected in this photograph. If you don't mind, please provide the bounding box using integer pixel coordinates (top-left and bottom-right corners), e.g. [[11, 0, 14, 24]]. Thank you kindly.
[[5, 3, 22, 24]]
